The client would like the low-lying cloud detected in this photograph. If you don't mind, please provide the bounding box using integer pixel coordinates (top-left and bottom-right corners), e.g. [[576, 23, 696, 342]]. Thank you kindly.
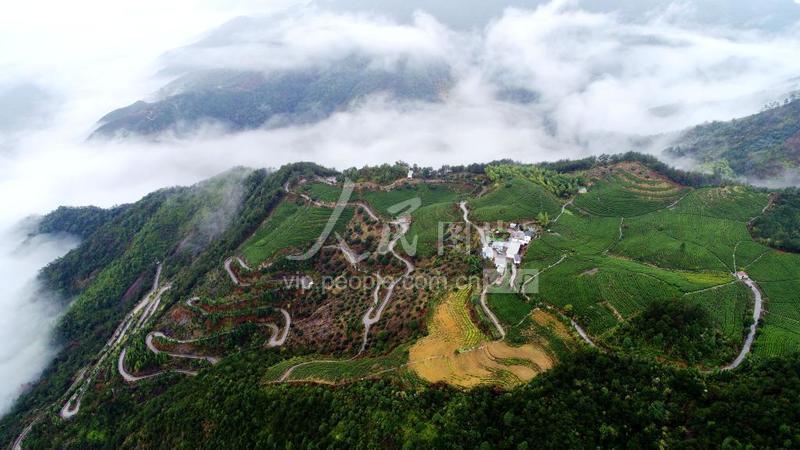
[[0, 225, 78, 415]]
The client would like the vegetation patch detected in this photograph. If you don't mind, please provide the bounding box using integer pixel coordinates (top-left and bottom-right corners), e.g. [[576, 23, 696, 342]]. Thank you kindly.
[[407, 202, 461, 258], [241, 200, 353, 266], [751, 191, 800, 252], [408, 288, 554, 388], [280, 346, 409, 383], [487, 293, 533, 325], [469, 178, 562, 223], [610, 299, 736, 366], [575, 163, 688, 217]]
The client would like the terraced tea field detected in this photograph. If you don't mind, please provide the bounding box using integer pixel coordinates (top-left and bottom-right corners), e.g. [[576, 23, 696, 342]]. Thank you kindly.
[[613, 212, 753, 271], [575, 166, 688, 217], [241, 201, 353, 265], [468, 178, 561, 223], [263, 346, 410, 384], [299, 182, 342, 203], [684, 282, 751, 342], [407, 202, 461, 258], [672, 186, 769, 222], [358, 184, 463, 217], [298, 181, 465, 257], [749, 278, 800, 358]]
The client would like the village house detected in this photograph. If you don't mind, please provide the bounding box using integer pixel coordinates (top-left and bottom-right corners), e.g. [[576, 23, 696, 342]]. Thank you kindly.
[[481, 223, 536, 274]]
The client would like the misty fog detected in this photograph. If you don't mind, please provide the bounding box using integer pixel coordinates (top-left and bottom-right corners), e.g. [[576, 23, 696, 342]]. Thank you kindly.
[[1, 0, 800, 416], [0, 226, 78, 415]]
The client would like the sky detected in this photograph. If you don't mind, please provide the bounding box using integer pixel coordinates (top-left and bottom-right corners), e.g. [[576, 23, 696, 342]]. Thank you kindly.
[[0, 0, 799, 416]]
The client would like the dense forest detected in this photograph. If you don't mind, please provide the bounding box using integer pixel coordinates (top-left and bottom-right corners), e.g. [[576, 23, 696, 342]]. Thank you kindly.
[[35, 205, 130, 240], [751, 190, 800, 252], [539, 152, 726, 187], [16, 350, 800, 449], [611, 300, 735, 366]]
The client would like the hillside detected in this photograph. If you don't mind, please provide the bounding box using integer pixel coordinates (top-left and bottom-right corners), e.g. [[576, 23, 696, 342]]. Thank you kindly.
[[5, 155, 800, 448], [91, 58, 452, 139], [665, 96, 800, 178]]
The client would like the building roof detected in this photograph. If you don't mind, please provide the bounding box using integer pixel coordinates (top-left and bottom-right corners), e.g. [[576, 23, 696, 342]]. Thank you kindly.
[[505, 241, 521, 258]]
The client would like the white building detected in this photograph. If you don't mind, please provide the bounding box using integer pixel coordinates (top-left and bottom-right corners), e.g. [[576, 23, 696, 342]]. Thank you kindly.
[[505, 241, 521, 259], [407, 169, 413, 179], [510, 231, 531, 244], [495, 256, 507, 273], [481, 227, 532, 273]]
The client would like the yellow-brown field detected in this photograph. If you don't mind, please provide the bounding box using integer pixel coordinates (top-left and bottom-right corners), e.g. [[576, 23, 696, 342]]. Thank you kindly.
[[408, 288, 554, 388]]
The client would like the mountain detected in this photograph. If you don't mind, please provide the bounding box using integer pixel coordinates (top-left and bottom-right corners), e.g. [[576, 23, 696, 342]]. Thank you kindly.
[[665, 96, 800, 178], [90, 58, 452, 139], [5, 155, 800, 448]]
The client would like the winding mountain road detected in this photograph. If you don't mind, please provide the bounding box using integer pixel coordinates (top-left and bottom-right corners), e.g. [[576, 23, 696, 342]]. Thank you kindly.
[[460, 201, 506, 339], [723, 272, 764, 370], [12, 420, 38, 450], [224, 256, 251, 286], [553, 198, 574, 223], [57, 264, 170, 419], [276, 182, 418, 378], [359, 220, 414, 353], [125, 272, 293, 383], [117, 348, 198, 382], [459, 201, 487, 247], [146, 332, 219, 364], [268, 308, 292, 347], [479, 283, 506, 339], [301, 195, 381, 222]]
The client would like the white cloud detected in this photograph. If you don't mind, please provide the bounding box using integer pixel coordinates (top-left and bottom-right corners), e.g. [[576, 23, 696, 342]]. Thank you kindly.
[[0, 228, 78, 415], [482, 3, 800, 138], [161, 8, 464, 76]]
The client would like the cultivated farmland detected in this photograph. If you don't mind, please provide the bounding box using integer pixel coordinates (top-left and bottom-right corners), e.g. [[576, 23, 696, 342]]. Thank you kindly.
[[408, 288, 554, 388], [241, 201, 353, 265], [469, 178, 561, 223]]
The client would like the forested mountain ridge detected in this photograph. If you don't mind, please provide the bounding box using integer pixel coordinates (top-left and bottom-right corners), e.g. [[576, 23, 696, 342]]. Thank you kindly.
[[665, 96, 800, 178], [1, 162, 333, 446], [5, 155, 800, 449], [90, 58, 452, 139]]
